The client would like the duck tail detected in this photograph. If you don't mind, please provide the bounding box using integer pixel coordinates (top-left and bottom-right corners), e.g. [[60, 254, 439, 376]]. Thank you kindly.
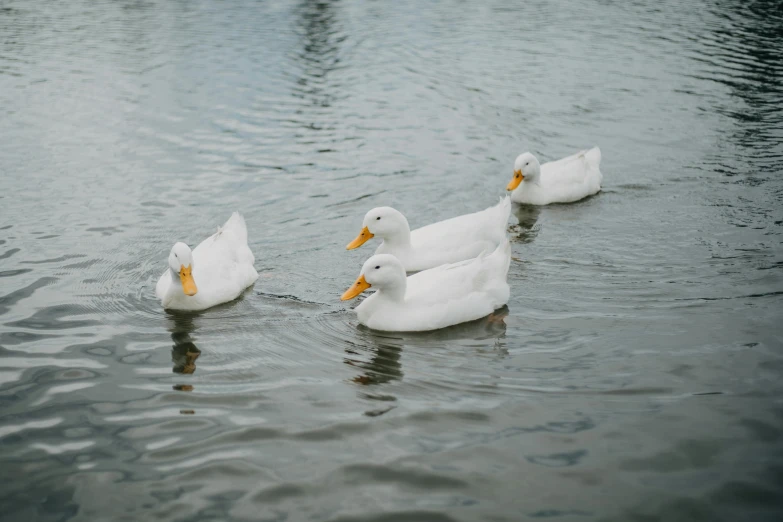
[[481, 237, 511, 273], [473, 238, 511, 291], [494, 237, 512, 279], [585, 146, 601, 167], [223, 212, 249, 244], [491, 195, 512, 232]]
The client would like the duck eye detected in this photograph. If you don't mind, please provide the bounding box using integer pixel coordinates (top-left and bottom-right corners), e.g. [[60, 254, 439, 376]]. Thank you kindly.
[[375, 265, 380, 269], [376, 217, 381, 220]]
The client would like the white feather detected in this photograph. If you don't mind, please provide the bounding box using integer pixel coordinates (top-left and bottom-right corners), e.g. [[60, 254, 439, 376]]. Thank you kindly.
[[352, 239, 511, 332], [354, 196, 511, 272], [155, 212, 258, 311], [511, 147, 602, 205]]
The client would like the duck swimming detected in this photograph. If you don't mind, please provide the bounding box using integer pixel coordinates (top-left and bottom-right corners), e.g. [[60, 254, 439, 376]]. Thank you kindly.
[[507, 147, 602, 205], [155, 212, 258, 311], [346, 197, 511, 272], [341, 240, 511, 332]]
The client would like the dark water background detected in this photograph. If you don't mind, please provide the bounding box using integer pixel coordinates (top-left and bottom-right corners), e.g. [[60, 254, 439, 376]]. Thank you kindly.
[[1, 0, 783, 520]]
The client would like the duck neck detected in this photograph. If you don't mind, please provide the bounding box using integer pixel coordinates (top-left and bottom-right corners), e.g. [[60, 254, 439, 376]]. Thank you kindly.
[[168, 267, 183, 296], [528, 168, 542, 186], [379, 225, 411, 251], [521, 177, 540, 189], [376, 280, 406, 303]]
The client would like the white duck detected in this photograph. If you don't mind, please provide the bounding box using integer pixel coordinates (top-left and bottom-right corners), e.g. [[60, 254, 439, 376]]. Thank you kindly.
[[346, 196, 511, 272], [507, 147, 603, 205], [341, 240, 511, 332], [155, 212, 259, 311]]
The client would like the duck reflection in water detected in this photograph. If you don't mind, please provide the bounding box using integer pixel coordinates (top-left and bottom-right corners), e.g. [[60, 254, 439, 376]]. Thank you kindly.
[[166, 311, 202, 379], [345, 306, 509, 389], [345, 329, 404, 387], [294, 0, 342, 110], [511, 204, 541, 244]]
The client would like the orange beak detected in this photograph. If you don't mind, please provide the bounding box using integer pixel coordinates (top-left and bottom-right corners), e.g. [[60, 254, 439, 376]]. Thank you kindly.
[[341, 274, 371, 301], [346, 226, 374, 250], [507, 169, 524, 191], [179, 265, 198, 296]]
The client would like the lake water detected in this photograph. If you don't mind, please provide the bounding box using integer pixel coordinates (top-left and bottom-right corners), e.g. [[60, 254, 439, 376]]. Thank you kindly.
[[1, 0, 782, 520]]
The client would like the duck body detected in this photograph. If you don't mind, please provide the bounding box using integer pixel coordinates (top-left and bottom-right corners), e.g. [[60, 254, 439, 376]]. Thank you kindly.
[[510, 147, 602, 205], [348, 197, 511, 272], [155, 212, 258, 311], [344, 239, 511, 332]]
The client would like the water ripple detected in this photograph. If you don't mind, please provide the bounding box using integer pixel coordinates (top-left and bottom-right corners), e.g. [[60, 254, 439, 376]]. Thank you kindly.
[[1, 0, 782, 520]]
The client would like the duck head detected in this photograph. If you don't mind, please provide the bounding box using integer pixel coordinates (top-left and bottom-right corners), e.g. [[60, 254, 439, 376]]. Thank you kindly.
[[168, 242, 198, 296], [507, 152, 541, 190], [341, 254, 406, 300], [346, 207, 410, 250]]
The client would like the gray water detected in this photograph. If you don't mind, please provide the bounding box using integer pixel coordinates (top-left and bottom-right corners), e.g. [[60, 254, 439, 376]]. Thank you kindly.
[[1, 0, 782, 520]]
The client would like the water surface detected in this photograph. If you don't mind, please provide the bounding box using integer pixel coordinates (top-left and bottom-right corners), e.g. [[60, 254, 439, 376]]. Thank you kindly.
[[1, 0, 782, 520]]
